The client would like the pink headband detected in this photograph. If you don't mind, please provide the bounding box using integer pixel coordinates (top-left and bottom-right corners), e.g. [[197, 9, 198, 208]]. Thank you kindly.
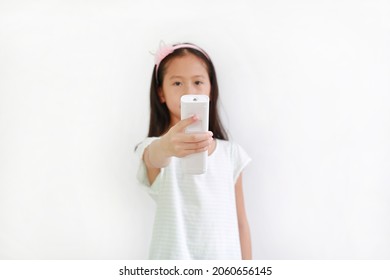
[[154, 43, 210, 82]]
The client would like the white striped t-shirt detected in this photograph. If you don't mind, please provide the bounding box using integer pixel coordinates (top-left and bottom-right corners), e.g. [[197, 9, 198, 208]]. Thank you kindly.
[[136, 138, 251, 260]]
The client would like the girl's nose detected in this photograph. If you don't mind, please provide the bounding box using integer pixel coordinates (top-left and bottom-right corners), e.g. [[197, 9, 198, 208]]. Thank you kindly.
[[184, 84, 201, 95], [184, 84, 195, 94]]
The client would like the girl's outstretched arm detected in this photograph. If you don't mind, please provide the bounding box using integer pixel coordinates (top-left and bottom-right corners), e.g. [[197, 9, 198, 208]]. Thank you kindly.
[[235, 173, 252, 260], [143, 116, 213, 185]]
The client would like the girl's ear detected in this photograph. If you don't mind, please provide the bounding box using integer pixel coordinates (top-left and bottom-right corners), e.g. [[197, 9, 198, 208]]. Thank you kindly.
[[157, 87, 166, 103]]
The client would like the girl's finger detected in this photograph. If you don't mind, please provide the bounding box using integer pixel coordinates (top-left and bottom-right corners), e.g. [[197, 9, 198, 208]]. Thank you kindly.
[[172, 115, 198, 133], [182, 138, 212, 151], [181, 131, 213, 143]]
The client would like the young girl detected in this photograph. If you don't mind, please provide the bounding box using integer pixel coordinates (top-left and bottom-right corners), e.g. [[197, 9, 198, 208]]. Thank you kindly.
[[136, 42, 252, 260]]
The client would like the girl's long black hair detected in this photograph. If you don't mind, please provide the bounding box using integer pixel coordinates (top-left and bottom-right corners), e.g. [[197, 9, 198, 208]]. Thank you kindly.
[[147, 43, 228, 140]]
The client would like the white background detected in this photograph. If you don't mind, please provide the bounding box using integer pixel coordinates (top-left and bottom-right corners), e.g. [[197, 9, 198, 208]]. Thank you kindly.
[[0, 0, 389, 259]]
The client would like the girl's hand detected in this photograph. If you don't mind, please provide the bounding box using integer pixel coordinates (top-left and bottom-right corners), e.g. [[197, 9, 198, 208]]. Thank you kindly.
[[160, 115, 213, 158]]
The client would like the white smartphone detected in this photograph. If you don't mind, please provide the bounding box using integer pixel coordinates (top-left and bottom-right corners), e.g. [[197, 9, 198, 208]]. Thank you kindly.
[[180, 94, 210, 174]]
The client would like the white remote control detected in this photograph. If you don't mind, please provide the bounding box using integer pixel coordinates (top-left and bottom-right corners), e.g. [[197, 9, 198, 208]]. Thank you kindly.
[[180, 94, 210, 174]]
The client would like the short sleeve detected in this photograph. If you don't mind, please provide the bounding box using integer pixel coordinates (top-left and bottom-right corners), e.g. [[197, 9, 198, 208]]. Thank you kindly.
[[231, 142, 251, 184], [134, 137, 159, 189]]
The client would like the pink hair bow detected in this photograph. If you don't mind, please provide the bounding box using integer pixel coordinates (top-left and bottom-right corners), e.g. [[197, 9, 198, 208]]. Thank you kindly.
[[154, 42, 175, 66], [153, 41, 210, 82]]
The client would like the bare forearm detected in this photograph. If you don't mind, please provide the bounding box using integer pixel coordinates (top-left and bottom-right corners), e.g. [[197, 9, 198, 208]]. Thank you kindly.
[[145, 138, 171, 168], [235, 174, 252, 260], [239, 221, 252, 260]]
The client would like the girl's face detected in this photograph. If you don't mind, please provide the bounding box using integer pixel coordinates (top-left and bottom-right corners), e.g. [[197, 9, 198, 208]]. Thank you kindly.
[[158, 53, 211, 127]]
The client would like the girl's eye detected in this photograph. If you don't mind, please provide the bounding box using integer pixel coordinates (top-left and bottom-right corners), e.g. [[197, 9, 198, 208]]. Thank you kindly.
[[173, 81, 182, 86], [195, 81, 203, 85]]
